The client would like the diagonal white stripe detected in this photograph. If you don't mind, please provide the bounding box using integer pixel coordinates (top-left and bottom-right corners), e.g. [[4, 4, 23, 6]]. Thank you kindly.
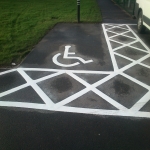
[[102, 24, 118, 71], [126, 25, 150, 51], [17, 68, 54, 107], [67, 72, 128, 110], [129, 91, 150, 111], [0, 69, 16, 75], [0, 83, 29, 98]]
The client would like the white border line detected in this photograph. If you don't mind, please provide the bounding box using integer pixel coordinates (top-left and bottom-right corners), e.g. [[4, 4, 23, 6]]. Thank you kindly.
[[102, 24, 118, 71], [22, 68, 113, 74]]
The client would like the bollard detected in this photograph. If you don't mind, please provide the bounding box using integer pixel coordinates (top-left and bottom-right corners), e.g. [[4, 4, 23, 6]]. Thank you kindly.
[[77, 0, 80, 23]]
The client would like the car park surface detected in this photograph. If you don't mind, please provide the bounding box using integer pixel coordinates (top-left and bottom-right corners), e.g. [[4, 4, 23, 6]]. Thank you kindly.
[[0, 0, 150, 149], [1, 23, 150, 118]]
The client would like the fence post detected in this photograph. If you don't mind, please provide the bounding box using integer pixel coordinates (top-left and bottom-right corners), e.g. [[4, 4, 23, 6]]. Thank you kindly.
[[77, 0, 80, 23]]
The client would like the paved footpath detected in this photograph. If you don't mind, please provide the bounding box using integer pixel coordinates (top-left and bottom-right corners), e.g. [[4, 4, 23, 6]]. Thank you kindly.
[[1, 1, 150, 150]]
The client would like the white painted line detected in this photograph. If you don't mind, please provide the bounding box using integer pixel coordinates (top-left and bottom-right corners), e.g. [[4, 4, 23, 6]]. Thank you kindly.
[[130, 91, 150, 111], [0, 69, 16, 76], [114, 51, 150, 64], [107, 30, 130, 37], [67, 72, 90, 87], [22, 68, 59, 72], [22, 68, 113, 74], [106, 29, 130, 38], [115, 26, 129, 30], [0, 100, 150, 118], [119, 34, 136, 40], [121, 72, 150, 90], [113, 40, 138, 51], [0, 101, 48, 110], [126, 25, 150, 51], [58, 106, 124, 116], [102, 24, 118, 71], [92, 88, 128, 111], [0, 23, 150, 119], [63, 45, 93, 64], [68, 70, 113, 74], [106, 26, 119, 30], [120, 57, 150, 74], [0, 83, 29, 98], [92, 73, 116, 87], [54, 88, 90, 108], [107, 30, 129, 36], [53, 72, 93, 108], [53, 53, 80, 67], [129, 45, 149, 53], [114, 52, 135, 61], [118, 62, 137, 73], [17, 68, 54, 107], [67, 72, 127, 110], [68, 72, 115, 89], [139, 63, 150, 69], [35, 71, 65, 83], [57, 106, 150, 118], [52, 45, 93, 67], [106, 25, 129, 30], [109, 39, 137, 46], [104, 24, 113, 27], [113, 45, 127, 52], [105, 23, 136, 25], [110, 33, 136, 40]]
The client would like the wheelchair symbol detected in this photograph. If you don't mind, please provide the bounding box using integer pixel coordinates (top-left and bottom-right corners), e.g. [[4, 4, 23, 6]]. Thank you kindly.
[[52, 45, 93, 67]]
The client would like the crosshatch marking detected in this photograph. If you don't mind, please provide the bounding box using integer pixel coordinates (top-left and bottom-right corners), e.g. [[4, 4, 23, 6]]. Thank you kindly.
[[0, 24, 150, 118]]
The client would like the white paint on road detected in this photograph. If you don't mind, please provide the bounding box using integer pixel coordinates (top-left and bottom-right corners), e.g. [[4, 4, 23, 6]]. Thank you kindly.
[[52, 45, 93, 67], [0, 24, 150, 118]]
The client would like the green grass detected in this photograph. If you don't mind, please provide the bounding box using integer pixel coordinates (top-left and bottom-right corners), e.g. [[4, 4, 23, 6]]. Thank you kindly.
[[0, 0, 101, 67]]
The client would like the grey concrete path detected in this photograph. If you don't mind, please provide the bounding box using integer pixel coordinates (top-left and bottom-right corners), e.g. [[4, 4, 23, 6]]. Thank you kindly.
[[97, 0, 136, 23]]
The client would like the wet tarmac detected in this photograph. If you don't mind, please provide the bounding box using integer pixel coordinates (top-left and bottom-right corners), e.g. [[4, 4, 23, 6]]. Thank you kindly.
[[0, 0, 150, 149], [0, 108, 150, 150], [21, 24, 114, 71]]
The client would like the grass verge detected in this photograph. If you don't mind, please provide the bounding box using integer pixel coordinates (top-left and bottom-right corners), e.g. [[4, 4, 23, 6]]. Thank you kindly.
[[0, 0, 101, 67]]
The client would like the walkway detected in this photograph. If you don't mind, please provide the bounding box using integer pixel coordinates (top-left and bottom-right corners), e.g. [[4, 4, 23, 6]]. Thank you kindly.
[[97, 0, 136, 23]]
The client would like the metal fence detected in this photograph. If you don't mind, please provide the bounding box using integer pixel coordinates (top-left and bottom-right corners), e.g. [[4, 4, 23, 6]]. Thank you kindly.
[[113, 0, 136, 15]]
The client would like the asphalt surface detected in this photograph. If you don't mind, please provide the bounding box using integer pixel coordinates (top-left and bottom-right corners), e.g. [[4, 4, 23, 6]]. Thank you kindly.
[[0, 108, 150, 150], [97, 0, 136, 23], [21, 24, 114, 71], [1, 0, 150, 150]]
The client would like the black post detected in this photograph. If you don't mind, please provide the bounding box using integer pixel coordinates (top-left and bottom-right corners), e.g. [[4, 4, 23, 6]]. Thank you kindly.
[[77, 0, 80, 23]]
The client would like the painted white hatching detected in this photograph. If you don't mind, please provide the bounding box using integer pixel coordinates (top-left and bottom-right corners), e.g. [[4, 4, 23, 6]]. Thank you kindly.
[[0, 24, 150, 118]]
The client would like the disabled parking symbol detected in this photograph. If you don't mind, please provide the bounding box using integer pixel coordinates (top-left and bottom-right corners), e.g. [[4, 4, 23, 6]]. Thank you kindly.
[[52, 45, 93, 67]]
